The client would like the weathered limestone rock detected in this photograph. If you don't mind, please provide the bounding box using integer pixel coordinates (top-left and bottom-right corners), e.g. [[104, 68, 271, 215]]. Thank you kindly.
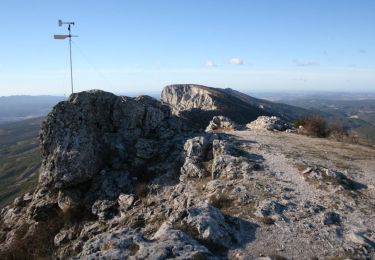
[[118, 194, 135, 211], [246, 116, 290, 131], [80, 227, 215, 259], [211, 140, 255, 179], [179, 135, 212, 181], [57, 189, 81, 212], [180, 158, 206, 180], [168, 203, 242, 249], [184, 135, 209, 159], [206, 116, 238, 132], [91, 199, 117, 221], [39, 91, 178, 190], [161, 84, 218, 113]]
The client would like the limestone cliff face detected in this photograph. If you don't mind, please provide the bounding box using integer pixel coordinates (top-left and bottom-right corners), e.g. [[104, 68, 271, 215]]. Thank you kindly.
[[161, 84, 311, 129], [161, 84, 219, 113]]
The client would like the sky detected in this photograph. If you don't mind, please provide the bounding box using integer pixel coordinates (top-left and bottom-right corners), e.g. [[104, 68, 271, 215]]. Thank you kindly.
[[0, 0, 374, 96]]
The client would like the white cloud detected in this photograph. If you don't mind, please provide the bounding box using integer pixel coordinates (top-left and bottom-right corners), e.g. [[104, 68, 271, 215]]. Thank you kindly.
[[229, 58, 243, 65], [206, 60, 217, 68]]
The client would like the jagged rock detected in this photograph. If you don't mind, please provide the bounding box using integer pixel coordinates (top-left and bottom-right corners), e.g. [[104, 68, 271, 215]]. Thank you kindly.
[[206, 116, 238, 132], [54, 226, 76, 247], [169, 203, 238, 249], [205, 180, 226, 194], [301, 166, 366, 191], [246, 116, 291, 131], [212, 155, 254, 179], [161, 84, 219, 113], [39, 91, 179, 190], [118, 194, 135, 211], [88, 170, 132, 201], [180, 158, 206, 181], [91, 200, 117, 221], [13, 192, 33, 208], [212, 139, 236, 157], [184, 135, 209, 159], [57, 189, 81, 212], [153, 224, 216, 259], [255, 199, 286, 218], [211, 140, 254, 179], [179, 135, 212, 181], [80, 227, 215, 259]]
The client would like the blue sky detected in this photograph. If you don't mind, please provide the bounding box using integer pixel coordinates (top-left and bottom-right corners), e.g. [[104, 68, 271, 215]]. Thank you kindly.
[[0, 0, 374, 96]]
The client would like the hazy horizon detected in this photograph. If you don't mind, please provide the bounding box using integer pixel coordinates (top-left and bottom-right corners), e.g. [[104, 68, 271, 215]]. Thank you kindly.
[[2, 86, 375, 99], [0, 1, 374, 96]]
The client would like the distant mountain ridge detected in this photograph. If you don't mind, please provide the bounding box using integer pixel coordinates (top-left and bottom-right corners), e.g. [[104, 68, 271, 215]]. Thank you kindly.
[[161, 84, 312, 129], [0, 95, 65, 123]]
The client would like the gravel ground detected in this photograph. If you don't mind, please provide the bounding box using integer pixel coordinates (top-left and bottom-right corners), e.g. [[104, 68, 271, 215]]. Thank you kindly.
[[225, 129, 375, 259]]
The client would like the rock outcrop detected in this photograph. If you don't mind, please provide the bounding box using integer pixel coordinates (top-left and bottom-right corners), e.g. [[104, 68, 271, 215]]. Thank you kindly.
[[161, 84, 311, 129], [205, 115, 238, 132], [0, 90, 187, 258], [246, 116, 291, 131]]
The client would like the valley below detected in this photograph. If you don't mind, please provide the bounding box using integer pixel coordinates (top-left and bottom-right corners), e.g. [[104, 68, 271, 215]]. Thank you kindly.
[[0, 118, 42, 208]]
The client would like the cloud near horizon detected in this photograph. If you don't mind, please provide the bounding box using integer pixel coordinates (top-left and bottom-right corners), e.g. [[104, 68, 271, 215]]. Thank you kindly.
[[229, 58, 244, 65], [206, 60, 217, 68]]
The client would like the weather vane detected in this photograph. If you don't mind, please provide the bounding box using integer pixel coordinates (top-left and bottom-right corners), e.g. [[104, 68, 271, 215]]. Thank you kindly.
[[54, 20, 78, 94]]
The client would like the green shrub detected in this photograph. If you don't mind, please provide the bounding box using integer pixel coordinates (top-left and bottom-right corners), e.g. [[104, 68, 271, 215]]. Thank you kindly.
[[295, 116, 329, 137]]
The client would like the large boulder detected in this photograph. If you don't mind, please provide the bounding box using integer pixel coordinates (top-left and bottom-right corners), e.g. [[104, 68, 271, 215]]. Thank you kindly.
[[205, 116, 238, 132], [246, 116, 291, 131], [39, 91, 178, 189]]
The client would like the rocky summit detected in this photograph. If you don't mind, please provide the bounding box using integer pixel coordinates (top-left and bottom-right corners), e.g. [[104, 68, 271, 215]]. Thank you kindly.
[[1, 85, 375, 259], [161, 84, 311, 130]]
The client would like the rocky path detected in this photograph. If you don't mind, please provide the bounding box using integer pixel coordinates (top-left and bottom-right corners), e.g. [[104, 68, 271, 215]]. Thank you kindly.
[[228, 130, 375, 259]]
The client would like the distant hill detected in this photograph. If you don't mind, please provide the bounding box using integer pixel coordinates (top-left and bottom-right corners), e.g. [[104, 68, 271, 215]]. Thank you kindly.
[[276, 97, 375, 143], [0, 117, 43, 208], [0, 95, 65, 123], [161, 84, 313, 129]]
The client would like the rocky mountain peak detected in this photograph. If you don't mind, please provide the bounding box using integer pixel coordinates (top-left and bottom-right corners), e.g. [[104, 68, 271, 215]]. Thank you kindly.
[[161, 84, 311, 130], [161, 84, 220, 112], [1, 87, 374, 259]]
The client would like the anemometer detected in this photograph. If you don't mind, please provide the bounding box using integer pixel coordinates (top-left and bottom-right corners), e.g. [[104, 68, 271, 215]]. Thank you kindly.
[[54, 20, 78, 94]]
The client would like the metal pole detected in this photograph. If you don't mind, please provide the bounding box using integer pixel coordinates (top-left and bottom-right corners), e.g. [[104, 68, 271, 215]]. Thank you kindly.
[[68, 25, 74, 94]]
